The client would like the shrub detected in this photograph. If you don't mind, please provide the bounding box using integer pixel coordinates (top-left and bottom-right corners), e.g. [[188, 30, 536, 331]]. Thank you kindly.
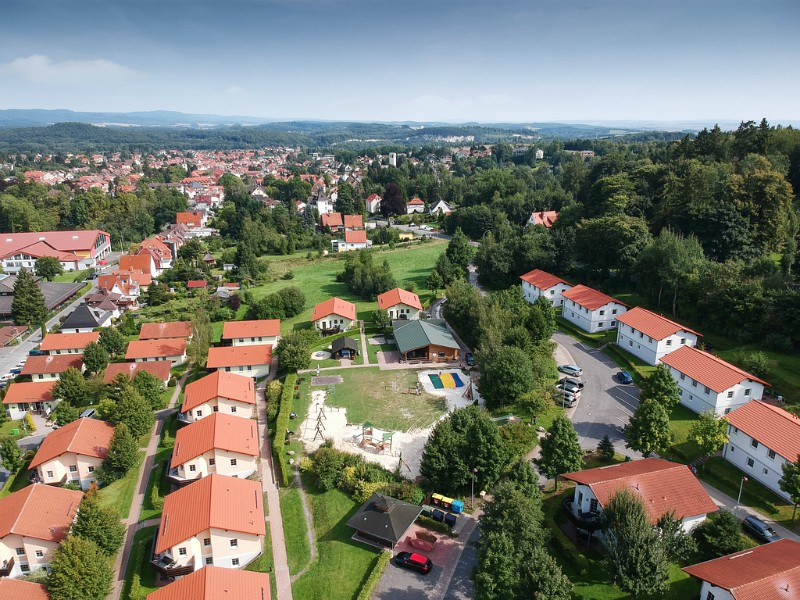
[[273, 373, 296, 487], [740, 351, 770, 378], [23, 413, 36, 433], [356, 551, 392, 600], [765, 333, 794, 353], [168, 377, 177, 388]]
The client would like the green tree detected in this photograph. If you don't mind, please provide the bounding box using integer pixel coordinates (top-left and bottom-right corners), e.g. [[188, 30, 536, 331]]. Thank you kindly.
[[688, 411, 730, 464], [144, 282, 170, 306], [597, 434, 615, 461], [11, 269, 48, 327], [477, 346, 535, 409], [275, 330, 317, 373], [380, 182, 405, 217], [372, 308, 392, 332], [537, 415, 583, 489], [35, 256, 63, 281], [187, 307, 211, 366], [52, 402, 79, 426], [574, 215, 652, 277], [656, 510, 697, 562], [1, 437, 23, 471], [53, 367, 88, 407], [334, 182, 355, 214], [81, 342, 109, 376], [100, 423, 139, 482], [602, 489, 669, 597], [132, 370, 165, 410], [445, 228, 474, 272], [47, 535, 113, 600], [694, 510, 746, 558], [636, 230, 705, 314], [779, 454, 800, 522], [639, 364, 681, 410], [98, 327, 126, 357], [72, 491, 125, 555], [110, 385, 154, 438], [624, 399, 673, 457]]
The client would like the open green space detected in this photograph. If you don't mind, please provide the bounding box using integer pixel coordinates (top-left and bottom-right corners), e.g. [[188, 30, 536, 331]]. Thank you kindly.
[[664, 404, 703, 464], [51, 268, 93, 283], [0, 454, 34, 498], [0, 418, 25, 440], [139, 416, 179, 522], [310, 367, 447, 432], [98, 450, 144, 519], [246, 521, 277, 600], [365, 334, 395, 364], [121, 525, 158, 600], [280, 485, 312, 576]]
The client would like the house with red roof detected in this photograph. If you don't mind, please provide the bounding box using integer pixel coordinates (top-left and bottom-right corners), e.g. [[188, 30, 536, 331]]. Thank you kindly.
[[519, 269, 573, 307], [723, 401, 800, 502], [139, 236, 173, 270], [615, 307, 700, 366], [39, 331, 99, 355], [221, 319, 281, 347], [0, 484, 82, 578], [30, 418, 114, 490], [562, 458, 717, 535], [527, 210, 559, 228], [147, 565, 271, 600], [187, 280, 208, 291], [0, 230, 110, 274], [103, 361, 172, 384], [2, 381, 58, 421], [377, 288, 423, 320], [331, 229, 372, 252], [179, 371, 256, 424], [321, 212, 344, 231], [406, 197, 425, 214], [660, 346, 768, 416], [21, 353, 83, 382], [683, 538, 800, 600], [168, 413, 258, 484], [206, 345, 272, 379], [311, 298, 357, 334], [151, 475, 265, 576], [139, 321, 193, 341], [562, 285, 627, 333], [119, 253, 159, 278], [365, 193, 382, 214], [175, 211, 206, 229], [125, 338, 187, 366], [343, 214, 363, 230], [0, 579, 49, 599]]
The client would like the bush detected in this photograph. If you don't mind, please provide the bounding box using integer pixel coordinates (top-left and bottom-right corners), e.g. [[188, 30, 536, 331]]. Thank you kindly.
[[765, 333, 794, 352], [740, 351, 770, 379], [168, 377, 177, 388], [356, 551, 392, 600], [273, 373, 297, 487], [23, 413, 36, 433]]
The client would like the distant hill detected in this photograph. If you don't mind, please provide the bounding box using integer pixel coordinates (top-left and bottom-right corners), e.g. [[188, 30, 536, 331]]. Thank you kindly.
[[0, 109, 273, 128]]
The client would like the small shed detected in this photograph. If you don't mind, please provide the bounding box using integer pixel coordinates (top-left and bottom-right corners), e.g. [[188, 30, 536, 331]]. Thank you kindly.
[[346, 493, 423, 549], [331, 336, 359, 359]]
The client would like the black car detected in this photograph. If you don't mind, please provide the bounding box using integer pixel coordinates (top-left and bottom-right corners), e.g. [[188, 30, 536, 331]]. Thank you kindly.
[[742, 515, 781, 543], [395, 551, 433, 574], [465, 352, 475, 366]]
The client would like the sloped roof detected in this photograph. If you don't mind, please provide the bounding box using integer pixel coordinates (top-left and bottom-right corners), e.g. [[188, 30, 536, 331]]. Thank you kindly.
[[40, 331, 100, 352], [147, 565, 270, 600], [562, 458, 718, 523], [617, 306, 700, 341], [171, 413, 258, 468], [182, 371, 256, 412], [103, 361, 172, 383], [346, 493, 423, 545], [0, 240, 81, 262], [60, 304, 107, 330], [726, 401, 800, 461], [176, 211, 203, 226], [21, 353, 83, 376], [0, 579, 50, 600], [407, 197, 424, 205], [125, 338, 186, 359], [30, 417, 114, 468], [187, 280, 208, 289], [0, 484, 82, 542], [660, 346, 769, 393], [682, 539, 800, 600], [311, 297, 357, 321], [139, 321, 193, 340], [377, 288, 423, 311], [2, 381, 56, 405], [343, 214, 363, 228], [562, 284, 625, 311], [321, 212, 343, 227], [156, 474, 265, 553], [331, 336, 359, 354], [119, 254, 154, 273], [393, 319, 460, 354], [344, 230, 368, 244], [519, 268, 570, 291], [530, 210, 559, 228], [222, 319, 280, 340], [0, 230, 108, 254], [206, 344, 272, 369]]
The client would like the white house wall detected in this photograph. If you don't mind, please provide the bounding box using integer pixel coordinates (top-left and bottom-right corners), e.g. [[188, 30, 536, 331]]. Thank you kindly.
[[521, 281, 572, 307], [723, 425, 791, 501], [616, 326, 698, 366], [563, 301, 626, 333]]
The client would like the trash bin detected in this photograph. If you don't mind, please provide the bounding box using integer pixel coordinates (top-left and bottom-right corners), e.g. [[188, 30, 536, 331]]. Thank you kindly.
[[431, 509, 445, 522], [444, 513, 457, 528], [11, 429, 19, 436]]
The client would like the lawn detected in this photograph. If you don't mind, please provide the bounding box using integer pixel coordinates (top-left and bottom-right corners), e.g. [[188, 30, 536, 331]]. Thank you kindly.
[[312, 367, 447, 431], [0, 454, 34, 498], [664, 404, 703, 464], [291, 475, 380, 600], [0, 418, 25, 440], [139, 415, 178, 522], [246, 521, 277, 600], [121, 525, 158, 600], [52, 268, 92, 283], [365, 334, 395, 364], [280, 486, 312, 576], [98, 451, 144, 519]]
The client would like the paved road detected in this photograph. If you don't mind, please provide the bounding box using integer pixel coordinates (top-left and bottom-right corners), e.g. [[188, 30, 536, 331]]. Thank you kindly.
[[443, 524, 478, 600]]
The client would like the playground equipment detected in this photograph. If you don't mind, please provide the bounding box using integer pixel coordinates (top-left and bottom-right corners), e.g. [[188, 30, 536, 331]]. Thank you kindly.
[[358, 422, 394, 453]]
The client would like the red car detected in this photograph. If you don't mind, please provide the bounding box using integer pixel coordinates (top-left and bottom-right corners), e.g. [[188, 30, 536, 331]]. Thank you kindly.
[[395, 551, 433, 574]]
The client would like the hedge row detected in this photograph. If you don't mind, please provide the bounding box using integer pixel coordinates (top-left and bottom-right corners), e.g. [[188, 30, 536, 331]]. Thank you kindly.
[[356, 550, 392, 600], [273, 373, 297, 487]]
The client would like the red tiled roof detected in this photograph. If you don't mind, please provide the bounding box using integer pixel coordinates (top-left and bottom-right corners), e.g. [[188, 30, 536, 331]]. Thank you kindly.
[[139, 321, 193, 340], [40, 331, 100, 352], [660, 346, 768, 393], [0, 579, 50, 600], [519, 269, 570, 291], [311, 297, 357, 321], [155, 474, 265, 552], [617, 307, 700, 341], [0, 230, 108, 254], [2, 381, 56, 405], [119, 254, 154, 273], [0, 240, 81, 262], [147, 565, 270, 600], [187, 280, 208, 289], [21, 353, 83, 376], [30, 418, 114, 468], [530, 210, 559, 228], [182, 371, 256, 412], [222, 320, 280, 340], [562, 284, 625, 311], [343, 214, 363, 228], [125, 338, 186, 360], [377, 288, 423, 311], [206, 345, 272, 369], [176, 211, 203, 226], [407, 197, 424, 205], [682, 539, 800, 600], [562, 458, 718, 523], [726, 401, 800, 461], [0, 484, 82, 542], [321, 212, 343, 228], [103, 361, 172, 383], [171, 413, 258, 467], [344, 230, 368, 244]]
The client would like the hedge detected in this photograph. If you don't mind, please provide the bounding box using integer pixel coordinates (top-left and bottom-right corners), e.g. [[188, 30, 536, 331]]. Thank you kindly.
[[356, 550, 392, 600], [273, 373, 296, 487]]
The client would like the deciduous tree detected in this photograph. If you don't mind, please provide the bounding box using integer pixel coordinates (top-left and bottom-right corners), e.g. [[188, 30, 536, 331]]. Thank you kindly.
[[100, 423, 139, 482], [477, 346, 535, 409], [81, 342, 109, 376], [53, 367, 88, 407], [72, 491, 125, 555], [0, 437, 23, 471], [639, 364, 681, 410], [132, 370, 166, 410], [35, 256, 63, 281], [537, 415, 583, 489], [689, 411, 730, 464], [624, 399, 673, 457], [47, 535, 113, 600], [98, 327, 125, 357], [779, 454, 800, 522], [110, 385, 154, 438]]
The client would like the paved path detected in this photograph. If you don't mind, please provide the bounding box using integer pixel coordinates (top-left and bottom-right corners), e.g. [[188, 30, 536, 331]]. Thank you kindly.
[[359, 324, 370, 366]]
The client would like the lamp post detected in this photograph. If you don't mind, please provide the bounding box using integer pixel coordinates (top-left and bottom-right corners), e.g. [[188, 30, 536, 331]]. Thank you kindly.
[[736, 476, 748, 510], [471, 468, 478, 510]]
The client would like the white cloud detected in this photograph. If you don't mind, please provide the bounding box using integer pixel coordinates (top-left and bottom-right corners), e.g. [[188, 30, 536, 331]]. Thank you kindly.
[[0, 54, 143, 86]]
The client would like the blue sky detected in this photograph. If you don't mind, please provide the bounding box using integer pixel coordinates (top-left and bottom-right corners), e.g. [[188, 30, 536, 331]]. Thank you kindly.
[[1, 0, 798, 123]]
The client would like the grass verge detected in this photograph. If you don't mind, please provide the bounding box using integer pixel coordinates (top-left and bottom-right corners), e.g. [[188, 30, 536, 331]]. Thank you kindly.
[[99, 451, 144, 519], [139, 416, 178, 522], [280, 485, 312, 576], [121, 525, 158, 600], [246, 521, 278, 600]]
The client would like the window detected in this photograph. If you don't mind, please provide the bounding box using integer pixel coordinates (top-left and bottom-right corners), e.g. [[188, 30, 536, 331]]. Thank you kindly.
[[230, 406, 237, 414], [768, 450, 776, 459], [727, 391, 734, 398], [730, 446, 735, 453], [230, 459, 238, 467], [744, 388, 751, 396], [196, 410, 202, 417], [209, 458, 216, 466], [232, 558, 240, 566], [692, 380, 697, 388], [212, 406, 219, 412], [239, 339, 244, 343], [179, 548, 187, 556], [680, 338, 686, 345], [648, 336, 653, 343], [666, 339, 672, 346], [204, 538, 211, 546], [230, 539, 238, 548], [599, 310, 605, 316], [764, 468, 769, 475], [589, 498, 599, 512], [35, 550, 43, 557], [16, 547, 25, 555], [20, 564, 30, 573], [751, 439, 759, 449], [639, 332, 644, 339], [680, 373, 685, 380], [706, 592, 715, 600], [205, 557, 213, 565], [733, 427, 739, 433], [724, 408, 731, 415], [69, 465, 77, 472], [704, 386, 711, 395], [611, 321, 616, 327], [88, 466, 94, 473], [612, 309, 618, 315], [598, 322, 604, 328], [46, 470, 54, 478], [747, 458, 755, 468], [189, 464, 196, 472], [629, 341, 633, 347]]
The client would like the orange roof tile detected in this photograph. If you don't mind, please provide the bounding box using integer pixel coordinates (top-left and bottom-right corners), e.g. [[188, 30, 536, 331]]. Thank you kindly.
[[519, 269, 570, 291], [21, 353, 83, 376], [562, 284, 626, 311], [206, 345, 272, 369], [119, 254, 154, 273], [311, 297, 356, 321], [2, 381, 56, 405], [182, 371, 256, 412], [187, 280, 207, 289], [125, 338, 186, 360], [660, 346, 768, 393], [147, 565, 270, 600], [0, 484, 82, 542], [377, 288, 423, 311], [530, 210, 559, 228], [562, 458, 718, 524], [343, 214, 363, 228], [40, 331, 100, 352], [726, 401, 800, 461], [407, 197, 424, 205], [139, 321, 193, 340], [617, 307, 700, 341], [682, 539, 800, 600], [321, 212, 343, 227], [171, 413, 258, 468], [30, 418, 114, 468], [103, 361, 172, 383], [176, 211, 203, 226], [344, 230, 368, 244], [222, 320, 280, 340], [0, 579, 50, 600], [156, 474, 265, 552]]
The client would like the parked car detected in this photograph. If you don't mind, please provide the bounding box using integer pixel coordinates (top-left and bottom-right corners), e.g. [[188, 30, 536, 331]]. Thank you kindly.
[[28, 348, 44, 356], [617, 371, 634, 384], [556, 381, 582, 395], [9, 368, 21, 375], [553, 388, 580, 407], [395, 551, 433, 575], [558, 364, 583, 377], [79, 409, 96, 419], [0, 373, 15, 382], [419, 224, 431, 231], [465, 352, 475, 366], [559, 377, 584, 390], [742, 515, 781, 544]]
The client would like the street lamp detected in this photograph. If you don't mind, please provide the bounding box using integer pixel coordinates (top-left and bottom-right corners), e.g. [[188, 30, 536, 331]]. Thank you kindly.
[[471, 468, 478, 510], [736, 476, 748, 509]]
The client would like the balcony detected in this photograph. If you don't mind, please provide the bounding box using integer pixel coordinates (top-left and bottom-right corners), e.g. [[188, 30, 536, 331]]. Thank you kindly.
[[150, 535, 195, 579], [0, 557, 15, 577], [562, 499, 603, 533]]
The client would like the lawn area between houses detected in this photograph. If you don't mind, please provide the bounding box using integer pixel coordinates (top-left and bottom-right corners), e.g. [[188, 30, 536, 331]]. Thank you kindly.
[[0, 418, 25, 440], [139, 415, 178, 522], [365, 334, 395, 364], [246, 520, 277, 600], [280, 485, 312, 576], [0, 453, 34, 498], [98, 450, 145, 520], [121, 525, 158, 600]]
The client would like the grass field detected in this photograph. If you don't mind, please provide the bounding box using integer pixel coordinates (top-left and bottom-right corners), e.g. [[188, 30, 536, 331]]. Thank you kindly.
[[246, 521, 277, 600], [99, 450, 144, 519], [121, 525, 158, 600], [365, 334, 395, 364], [312, 367, 447, 431], [139, 416, 178, 522], [280, 485, 312, 576]]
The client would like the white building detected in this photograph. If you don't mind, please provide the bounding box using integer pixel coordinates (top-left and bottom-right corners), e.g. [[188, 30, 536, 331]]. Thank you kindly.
[[615, 306, 700, 366], [221, 320, 281, 347], [561, 285, 627, 333], [377, 288, 423, 320], [331, 230, 372, 253], [388, 152, 397, 167], [429, 199, 452, 216], [519, 269, 572, 307], [406, 197, 425, 214], [365, 193, 382, 214]]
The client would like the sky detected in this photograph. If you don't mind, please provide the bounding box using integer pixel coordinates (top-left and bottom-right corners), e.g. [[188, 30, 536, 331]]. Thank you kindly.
[[1, 0, 798, 123]]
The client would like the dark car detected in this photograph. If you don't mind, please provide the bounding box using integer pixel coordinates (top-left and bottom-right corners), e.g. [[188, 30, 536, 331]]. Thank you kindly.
[[28, 349, 44, 356], [617, 371, 634, 384], [395, 551, 433, 575], [559, 376, 584, 390], [742, 515, 781, 543], [465, 352, 475, 366]]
